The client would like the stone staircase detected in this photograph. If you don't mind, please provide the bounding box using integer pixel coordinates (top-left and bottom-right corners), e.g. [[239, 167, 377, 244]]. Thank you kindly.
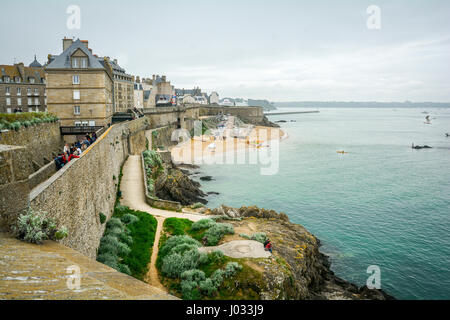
[[0, 232, 178, 300]]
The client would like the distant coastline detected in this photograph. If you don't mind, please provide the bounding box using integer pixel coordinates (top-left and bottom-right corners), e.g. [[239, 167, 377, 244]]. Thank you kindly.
[[273, 101, 450, 108]]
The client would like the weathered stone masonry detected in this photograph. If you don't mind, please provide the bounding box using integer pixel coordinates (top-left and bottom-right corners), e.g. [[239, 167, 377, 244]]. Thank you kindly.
[[29, 117, 149, 259]]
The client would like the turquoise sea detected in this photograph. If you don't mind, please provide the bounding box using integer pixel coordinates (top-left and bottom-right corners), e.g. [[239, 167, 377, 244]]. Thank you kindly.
[[197, 107, 450, 300]]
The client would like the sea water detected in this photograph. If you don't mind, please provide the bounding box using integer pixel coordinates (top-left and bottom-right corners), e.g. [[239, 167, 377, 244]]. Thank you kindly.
[[196, 107, 450, 300]]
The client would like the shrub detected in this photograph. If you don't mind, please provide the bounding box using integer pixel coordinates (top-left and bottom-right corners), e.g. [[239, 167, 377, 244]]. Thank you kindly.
[[199, 278, 218, 297], [97, 253, 119, 268], [143, 150, 163, 168], [181, 280, 202, 300], [208, 250, 225, 263], [191, 219, 216, 231], [204, 223, 234, 246], [119, 233, 133, 246], [13, 208, 68, 244], [121, 214, 139, 225], [210, 269, 225, 288], [240, 232, 267, 244], [99, 213, 106, 224], [159, 235, 200, 258], [118, 263, 132, 275], [106, 217, 124, 229], [191, 202, 205, 209], [223, 262, 243, 278], [181, 269, 206, 282]]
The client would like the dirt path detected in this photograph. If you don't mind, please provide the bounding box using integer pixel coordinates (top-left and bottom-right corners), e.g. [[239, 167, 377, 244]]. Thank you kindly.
[[120, 155, 205, 291], [144, 216, 166, 290]]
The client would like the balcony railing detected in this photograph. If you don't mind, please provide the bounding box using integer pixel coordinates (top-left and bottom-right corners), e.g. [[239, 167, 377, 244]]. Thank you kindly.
[[60, 126, 104, 136]]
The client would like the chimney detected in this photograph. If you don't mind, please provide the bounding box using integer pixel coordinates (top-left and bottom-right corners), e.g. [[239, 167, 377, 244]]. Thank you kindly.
[[132, 75, 135, 82], [136, 76, 140, 83], [63, 37, 74, 51], [80, 40, 89, 49], [162, 75, 166, 82], [152, 75, 156, 81], [114, 59, 118, 64]]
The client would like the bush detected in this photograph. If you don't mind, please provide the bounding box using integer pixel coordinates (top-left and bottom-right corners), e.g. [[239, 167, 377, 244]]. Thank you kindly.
[[13, 208, 68, 244], [199, 278, 218, 297], [181, 280, 202, 300], [99, 213, 106, 224], [181, 269, 206, 282], [191, 202, 205, 209], [106, 217, 124, 230], [118, 263, 132, 275], [210, 269, 225, 288], [143, 150, 163, 168], [223, 262, 243, 278], [163, 218, 193, 236], [121, 214, 139, 225], [240, 232, 267, 244], [208, 250, 225, 263], [191, 219, 216, 231], [204, 223, 234, 246]]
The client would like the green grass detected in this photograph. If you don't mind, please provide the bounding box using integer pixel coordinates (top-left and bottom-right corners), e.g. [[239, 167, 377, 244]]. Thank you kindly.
[[98, 205, 157, 281]]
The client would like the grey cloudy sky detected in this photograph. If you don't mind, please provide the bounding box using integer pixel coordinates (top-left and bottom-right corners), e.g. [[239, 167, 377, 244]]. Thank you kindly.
[[1, 0, 449, 102]]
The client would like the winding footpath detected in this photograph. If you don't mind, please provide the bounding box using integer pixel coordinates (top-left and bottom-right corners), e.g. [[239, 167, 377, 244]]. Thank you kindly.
[[120, 155, 205, 291], [120, 155, 271, 291]]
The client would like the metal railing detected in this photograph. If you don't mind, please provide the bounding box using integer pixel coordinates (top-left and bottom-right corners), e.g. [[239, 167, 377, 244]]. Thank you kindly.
[[60, 126, 104, 135]]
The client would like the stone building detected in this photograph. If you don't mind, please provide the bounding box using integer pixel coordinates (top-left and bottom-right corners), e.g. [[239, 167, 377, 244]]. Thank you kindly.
[[133, 76, 144, 109], [102, 58, 134, 113], [45, 38, 114, 131], [142, 75, 175, 108], [0, 57, 47, 114], [209, 91, 219, 105]]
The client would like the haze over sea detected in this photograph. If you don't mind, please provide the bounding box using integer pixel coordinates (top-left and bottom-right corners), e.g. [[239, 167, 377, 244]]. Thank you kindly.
[[198, 107, 450, 300]]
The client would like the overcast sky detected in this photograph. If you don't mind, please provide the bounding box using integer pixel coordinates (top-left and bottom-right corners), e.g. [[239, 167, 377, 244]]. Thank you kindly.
[[1, 0, 449, 102]]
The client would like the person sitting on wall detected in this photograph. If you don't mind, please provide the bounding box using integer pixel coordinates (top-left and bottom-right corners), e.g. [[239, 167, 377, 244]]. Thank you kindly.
[[54, 155, 64, 170], [264, 241, 273, 253], [92, 132, 97, 142]]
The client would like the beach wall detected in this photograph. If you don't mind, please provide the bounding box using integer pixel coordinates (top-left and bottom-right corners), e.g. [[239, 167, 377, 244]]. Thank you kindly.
[[28, 117, 149, 259], [199, 106, 265, 125], [143, 106, 199, 132]]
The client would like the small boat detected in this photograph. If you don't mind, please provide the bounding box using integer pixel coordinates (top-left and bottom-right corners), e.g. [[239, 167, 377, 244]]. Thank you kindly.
[[336, 151, 348, 154]]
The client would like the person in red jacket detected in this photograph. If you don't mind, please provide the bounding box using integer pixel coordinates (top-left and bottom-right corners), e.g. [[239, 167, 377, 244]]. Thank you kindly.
[[265, 240, 273, 253]]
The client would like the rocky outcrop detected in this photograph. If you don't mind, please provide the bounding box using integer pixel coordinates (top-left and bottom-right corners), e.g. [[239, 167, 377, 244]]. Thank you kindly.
[[210, 205, 395, 300], [257, 115, 280, 128], [154, 163, 207, 206], [212, 204, 289, 222]]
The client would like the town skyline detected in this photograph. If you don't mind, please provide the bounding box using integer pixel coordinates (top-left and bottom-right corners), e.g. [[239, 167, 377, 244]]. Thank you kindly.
[[1, 0, 450, 102]]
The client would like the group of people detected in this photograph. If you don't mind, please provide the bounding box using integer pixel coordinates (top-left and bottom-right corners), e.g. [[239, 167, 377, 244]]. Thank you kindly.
[[54, 133, 98, 170], [264, 238, 273, 253]]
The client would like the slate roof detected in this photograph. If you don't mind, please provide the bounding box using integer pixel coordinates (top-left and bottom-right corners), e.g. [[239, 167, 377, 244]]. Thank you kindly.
[[46, 39, 104, 69], [29, 55, 42, 68]]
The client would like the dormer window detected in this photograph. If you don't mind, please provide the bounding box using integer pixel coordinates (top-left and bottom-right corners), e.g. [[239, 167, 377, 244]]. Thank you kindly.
[[4, 76, 10, 83], [29, 77, 35, 84], [15, 77, 21, 83], [71, 57, 88, 68]]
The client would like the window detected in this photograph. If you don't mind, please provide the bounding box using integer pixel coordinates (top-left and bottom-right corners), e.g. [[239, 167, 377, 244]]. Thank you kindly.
[[81, 58, 88, 68], [28, 98, 32, 105], [88, 121, 96, 126], [72, 58, 79, 68], [7, 108, 11, 114], [75, 121, 82, 127], [73, 90, 80, 100], [4, 76, 10, 83], [73, 75, 80, 84], [81, 121, 88, 126], [27, 88, 31, 95], [41, 78, 45, 84], [28, 107, 33, 112], [17, 88, 21, 95], [17, 98, 22, 106], [34, 88, 39, 95], [29, 77, 35, 84], [74, 106, 81, 115], [34, 98, 39, 105], [6, 98, 11, 106], [5, 87, 10, 95], [15, 77, 20, 83]]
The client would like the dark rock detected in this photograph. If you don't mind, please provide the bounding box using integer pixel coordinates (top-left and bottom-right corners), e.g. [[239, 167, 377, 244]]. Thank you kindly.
[[275, 120, 287, 123], [200, 176, 214, 181], [207, 191, 220, 195]]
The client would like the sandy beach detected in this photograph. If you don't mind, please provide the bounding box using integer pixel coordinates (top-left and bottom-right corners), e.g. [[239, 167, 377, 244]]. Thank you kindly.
[[170, 126, 286, 165]]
